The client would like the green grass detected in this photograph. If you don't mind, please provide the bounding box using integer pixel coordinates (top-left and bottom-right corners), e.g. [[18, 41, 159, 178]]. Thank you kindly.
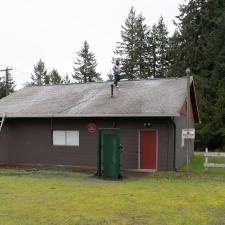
[[181, 151, 225, 175], [1, 155, 225, 225]]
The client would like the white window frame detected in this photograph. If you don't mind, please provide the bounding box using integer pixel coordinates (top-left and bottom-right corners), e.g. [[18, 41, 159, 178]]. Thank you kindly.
[[53, 130, 79, 147]]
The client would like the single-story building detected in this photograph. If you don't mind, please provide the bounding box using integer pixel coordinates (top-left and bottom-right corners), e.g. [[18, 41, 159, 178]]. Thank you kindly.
[[0, 78, 199, 171]]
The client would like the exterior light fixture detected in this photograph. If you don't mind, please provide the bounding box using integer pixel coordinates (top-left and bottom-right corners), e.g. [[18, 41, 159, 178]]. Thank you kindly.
[[144, 122, 152, 127]]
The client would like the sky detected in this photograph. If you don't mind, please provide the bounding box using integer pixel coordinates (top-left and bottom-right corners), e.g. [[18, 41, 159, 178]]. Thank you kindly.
[[0, 0, 185, 89]]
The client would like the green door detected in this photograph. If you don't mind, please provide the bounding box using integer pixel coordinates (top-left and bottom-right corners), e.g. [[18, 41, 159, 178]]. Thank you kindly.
[[102, 133, 117, 177], [97, 129, 120, 179]]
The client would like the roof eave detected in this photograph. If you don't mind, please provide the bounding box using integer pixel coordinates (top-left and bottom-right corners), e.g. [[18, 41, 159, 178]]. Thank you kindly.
[[3, 113, 180, 118]]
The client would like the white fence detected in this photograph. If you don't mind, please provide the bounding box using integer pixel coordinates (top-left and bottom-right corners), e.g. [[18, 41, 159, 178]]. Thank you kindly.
[[204, 148, 225, 171]]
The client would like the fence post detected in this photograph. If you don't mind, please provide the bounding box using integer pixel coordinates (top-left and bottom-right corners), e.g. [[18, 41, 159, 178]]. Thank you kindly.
[[205, 148, 208, 172]]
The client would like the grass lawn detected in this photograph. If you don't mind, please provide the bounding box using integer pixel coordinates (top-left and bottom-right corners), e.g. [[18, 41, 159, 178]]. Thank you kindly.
[[1, 153, 225, 225]]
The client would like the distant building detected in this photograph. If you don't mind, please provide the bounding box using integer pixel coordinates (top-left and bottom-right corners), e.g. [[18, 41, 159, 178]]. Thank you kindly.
[[0, 78, 199, 171]]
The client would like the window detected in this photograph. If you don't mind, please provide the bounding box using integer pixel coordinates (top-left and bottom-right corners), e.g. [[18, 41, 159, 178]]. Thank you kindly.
[[53, 130, 79, 146]]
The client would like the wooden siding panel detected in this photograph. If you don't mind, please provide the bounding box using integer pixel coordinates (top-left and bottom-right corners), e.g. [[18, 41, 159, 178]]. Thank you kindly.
[[174, 115, 195, 167], [1, 117, 174, 170], [0, 124, 9, 164]]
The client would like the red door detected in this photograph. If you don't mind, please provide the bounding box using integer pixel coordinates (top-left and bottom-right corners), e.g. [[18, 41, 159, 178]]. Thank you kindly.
[[140, 130, 157, 169]]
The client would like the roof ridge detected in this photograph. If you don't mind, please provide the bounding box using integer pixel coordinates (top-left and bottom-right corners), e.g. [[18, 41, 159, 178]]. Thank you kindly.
[[24, 77, 187, 88]]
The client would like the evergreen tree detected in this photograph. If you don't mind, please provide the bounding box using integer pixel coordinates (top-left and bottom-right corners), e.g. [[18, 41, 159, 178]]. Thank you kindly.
[[30, 59, 48, 85], [173, 0, 212, 75], [135, 13, 149, 78], [44, 74, 50, 85], [73, 41, 101, 83], [167, 30, 184, 77], [115, 8, 169, 79], [170, 0, 225, 149], [62, 74, 71, 84], [206, 6, 225, 148], [156, 16, 170, 77], [114, 7, 138, 79], [49, 69, 62, 84], [147, 24, 158, 78], [146, 18, 169, 78], [0, 71, 16, 99]]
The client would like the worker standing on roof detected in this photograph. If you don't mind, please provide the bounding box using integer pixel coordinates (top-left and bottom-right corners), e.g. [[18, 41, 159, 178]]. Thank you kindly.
[[113, 60, 121, 88]]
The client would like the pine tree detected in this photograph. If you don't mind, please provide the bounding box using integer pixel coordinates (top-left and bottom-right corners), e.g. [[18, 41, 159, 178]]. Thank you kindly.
[[30, 59, 48, 85], [170, 0, 225, 149], [62, 74, 71, 84], [146, 18, 170, 78], [172, 0, 216, 148], [156, 16, 170, 77], [174, 0, 208, 74], [0, 71, 16, 99], [49, 69, 62, 84], [207, 4, 225, 149], [73, 41, 101, 83], [167, 30, 184, 77], [114, 7, 138, 79], [135, 14, 149, 78], [147, 24, 158, 78], [115, 8, 169, 79], [44, 74, 50, 85]]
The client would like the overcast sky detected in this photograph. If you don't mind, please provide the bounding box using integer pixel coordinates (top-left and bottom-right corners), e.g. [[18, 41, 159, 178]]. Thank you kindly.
[[0, 0, 184, 89]]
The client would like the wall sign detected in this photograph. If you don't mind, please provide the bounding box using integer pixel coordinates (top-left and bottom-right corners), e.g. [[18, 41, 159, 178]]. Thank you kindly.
[[182, 128, 195, 139], [181, 128, 195, 147], [88, 123, 97, 133]]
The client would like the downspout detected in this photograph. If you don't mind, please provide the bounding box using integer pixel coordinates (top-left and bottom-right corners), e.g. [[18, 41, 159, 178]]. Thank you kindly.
[[50, 115, 53, 145], [4, 113, 10, 166], [171, 117, 177, 171]]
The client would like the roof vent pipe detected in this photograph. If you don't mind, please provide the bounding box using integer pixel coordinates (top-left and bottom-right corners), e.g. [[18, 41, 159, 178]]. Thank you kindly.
[[111, 84, 114, 98]]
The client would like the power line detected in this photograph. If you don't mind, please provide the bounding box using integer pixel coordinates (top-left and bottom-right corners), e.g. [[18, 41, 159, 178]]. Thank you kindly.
[[0, 64, 29, 76]]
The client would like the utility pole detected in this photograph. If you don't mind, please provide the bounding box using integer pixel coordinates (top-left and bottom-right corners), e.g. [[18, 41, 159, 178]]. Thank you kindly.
[[185, 67, 191, 171], [0, 67, 13, 96]]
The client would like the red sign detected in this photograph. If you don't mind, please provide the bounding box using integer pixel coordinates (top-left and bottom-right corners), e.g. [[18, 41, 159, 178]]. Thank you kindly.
[[88, 123, 96, 133]]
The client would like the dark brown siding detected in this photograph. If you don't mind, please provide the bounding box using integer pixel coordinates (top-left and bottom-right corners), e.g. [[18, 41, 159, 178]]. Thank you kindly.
[[0, 122, 9, 164], [0, 117, 175, 170]]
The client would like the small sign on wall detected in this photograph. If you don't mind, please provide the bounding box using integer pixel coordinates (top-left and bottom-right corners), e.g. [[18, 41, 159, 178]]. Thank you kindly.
[[182, 128, 195, 139], [88, 123, 97, 133], [181, 128, 195, 147]]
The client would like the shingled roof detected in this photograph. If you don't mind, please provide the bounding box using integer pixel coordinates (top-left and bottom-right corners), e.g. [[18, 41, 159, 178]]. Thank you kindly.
[[0, 78, 198, 120]]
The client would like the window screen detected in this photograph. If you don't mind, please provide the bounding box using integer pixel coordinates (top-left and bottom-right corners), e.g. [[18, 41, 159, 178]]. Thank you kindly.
[[53, 131, 66, 146], [53, 130, 79, 146], [66, 131, 79, 146]]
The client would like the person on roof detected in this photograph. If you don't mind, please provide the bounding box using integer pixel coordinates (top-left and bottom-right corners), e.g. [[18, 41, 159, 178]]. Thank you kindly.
[[113, 60, 121, 88]]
